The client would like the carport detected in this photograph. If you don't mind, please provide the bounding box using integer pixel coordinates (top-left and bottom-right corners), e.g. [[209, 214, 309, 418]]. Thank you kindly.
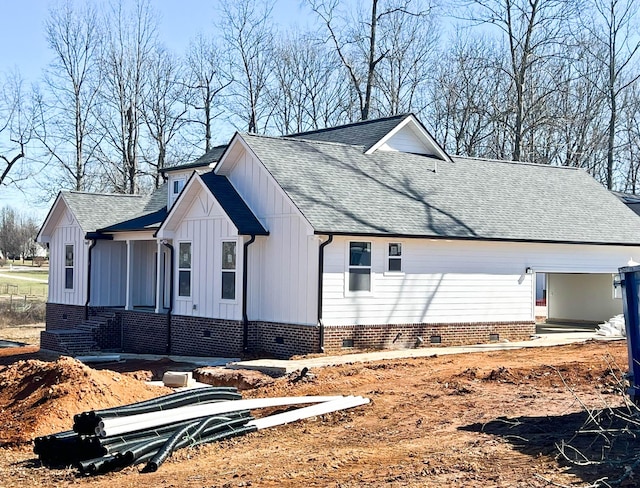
[[541, 272, 621, 324]]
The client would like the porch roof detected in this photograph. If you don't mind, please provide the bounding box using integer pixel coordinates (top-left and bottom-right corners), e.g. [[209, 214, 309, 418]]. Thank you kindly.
[[199, 173, 268, 236]]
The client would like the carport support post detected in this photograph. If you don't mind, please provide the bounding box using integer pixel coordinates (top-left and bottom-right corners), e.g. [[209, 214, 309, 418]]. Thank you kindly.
[[619, 266, 640, 403]]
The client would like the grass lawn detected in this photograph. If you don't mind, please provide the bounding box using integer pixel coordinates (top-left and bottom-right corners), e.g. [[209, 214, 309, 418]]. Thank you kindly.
[[0, 272, 48, 298]]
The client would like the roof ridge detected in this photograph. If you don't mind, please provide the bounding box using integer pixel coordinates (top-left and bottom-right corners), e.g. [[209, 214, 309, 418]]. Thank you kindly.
[[63, 191, 148, 198], [453, 155, 582, 170], [243, 132, 365, 149], [284, 113, 411, 138]]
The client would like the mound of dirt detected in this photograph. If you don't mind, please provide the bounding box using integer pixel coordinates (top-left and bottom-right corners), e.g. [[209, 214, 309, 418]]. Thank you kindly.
[[0, 356, 170, 445]]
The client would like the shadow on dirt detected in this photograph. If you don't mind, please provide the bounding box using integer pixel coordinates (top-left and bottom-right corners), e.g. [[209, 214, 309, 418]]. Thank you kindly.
[[460, 408, 640, 486]]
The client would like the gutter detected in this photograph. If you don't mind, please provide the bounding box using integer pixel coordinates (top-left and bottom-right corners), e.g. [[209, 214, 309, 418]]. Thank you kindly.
[[317, 235, 333, 353], [161, 240, 175, 355], [242, 235, 257, 352], [85, 239, 98, 321]]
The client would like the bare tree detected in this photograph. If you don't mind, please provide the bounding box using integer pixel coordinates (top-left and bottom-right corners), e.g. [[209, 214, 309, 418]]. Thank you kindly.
[[220, 0, 275, 134], [0, 71, 32, 188], [462, 0, 575, 161], [428, 33, 507, 157], [308, 0, 435, 120], [268, 32, 353, 134], [141, 46, 191, 187], [577, 0, 640, 189], [185, 34, 232, 152], [98, 0, 158, 194], [34, 1, 102, 196]]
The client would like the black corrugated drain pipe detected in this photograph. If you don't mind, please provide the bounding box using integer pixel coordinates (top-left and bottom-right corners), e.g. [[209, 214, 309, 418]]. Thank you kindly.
[[242, 235, 256, 352], [318, 235, 333, 353], [160, 240, 174, 355]]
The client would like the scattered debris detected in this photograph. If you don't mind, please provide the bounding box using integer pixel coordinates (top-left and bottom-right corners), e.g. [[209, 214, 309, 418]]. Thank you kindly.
[[597, 314, 626, 337], [194, 366, 275, 390]]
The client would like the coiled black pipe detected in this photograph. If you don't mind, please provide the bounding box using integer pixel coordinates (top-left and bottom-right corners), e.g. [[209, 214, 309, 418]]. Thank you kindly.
[[74, 387, 241, 434], [144, 414, 253, 472]]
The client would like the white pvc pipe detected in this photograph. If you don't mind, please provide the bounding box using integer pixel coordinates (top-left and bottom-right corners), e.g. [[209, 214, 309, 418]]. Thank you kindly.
[[97, 396, 345, 438], [247, 396, 370, 430]]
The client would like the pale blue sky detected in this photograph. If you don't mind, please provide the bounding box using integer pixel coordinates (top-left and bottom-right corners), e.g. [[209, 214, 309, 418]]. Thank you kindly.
[[0, 0, 311, 220]]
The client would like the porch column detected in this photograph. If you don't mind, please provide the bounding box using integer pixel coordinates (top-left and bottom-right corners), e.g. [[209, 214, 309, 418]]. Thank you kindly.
[[125, 240, 133, 311], [155, 240, 163, 313]]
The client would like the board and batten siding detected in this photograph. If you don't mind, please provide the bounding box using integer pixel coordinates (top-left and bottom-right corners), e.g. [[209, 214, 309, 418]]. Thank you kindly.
[[172, 186, 242, 320], [90, 240, 126, 307], [225, 148, 318, 326], [322, 237, 640, 326], [47, 208, 87, 306]]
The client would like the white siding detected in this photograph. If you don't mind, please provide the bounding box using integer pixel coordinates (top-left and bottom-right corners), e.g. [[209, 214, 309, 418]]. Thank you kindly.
[[172, 186, 242, 320], [226, 149, 318, 325], [47, 208, 87, 306], [322, 237, 640, 326], [378, 125, 429, 154], [90, 241, 126, 306]]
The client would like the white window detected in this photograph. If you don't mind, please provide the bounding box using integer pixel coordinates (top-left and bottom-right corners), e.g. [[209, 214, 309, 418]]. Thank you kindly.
[[173, 179, 185, 195], [178, 242, 191, 297], [64, 244, 74, 290], [221, 241, 236, 300], [349, 241, 371, 292], [387, 243, 402, 272]]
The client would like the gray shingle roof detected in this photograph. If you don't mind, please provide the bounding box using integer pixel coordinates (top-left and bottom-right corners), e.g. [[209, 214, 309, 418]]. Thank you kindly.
[[62, 184, 167, 234], [163, 145, 228, 173], [286, 114, 410, 151], [240, 134, 640, 245]]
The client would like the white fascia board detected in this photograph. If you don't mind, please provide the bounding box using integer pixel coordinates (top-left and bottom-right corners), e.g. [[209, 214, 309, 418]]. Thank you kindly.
[[365, 114, 452, 162], [109, 231, 157, 242], [37, 192, 69, 243], [218, 134, 315, 236]]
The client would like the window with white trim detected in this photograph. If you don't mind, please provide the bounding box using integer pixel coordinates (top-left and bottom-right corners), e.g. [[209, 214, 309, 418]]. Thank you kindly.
[[173, 178, 185, 195], [387, 243, 402, 272], [64, 244, 74, 289], [178, 242, 192, 297], [349, 241, 371, 292], [221, 241, 236, 300]]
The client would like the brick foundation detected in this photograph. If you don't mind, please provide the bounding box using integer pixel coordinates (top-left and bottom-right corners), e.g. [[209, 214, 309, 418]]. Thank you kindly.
[[45, 303, 86, 330], [323, 321, 536, 353], [44, 304, 536, 358], [171, 316, 243, 357], [248, 321, 319, 358]]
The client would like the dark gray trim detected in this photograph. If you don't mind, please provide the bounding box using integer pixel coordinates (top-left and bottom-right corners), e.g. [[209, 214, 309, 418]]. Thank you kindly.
[[161, 240, 175, 355], [317, 235, 333, 353], [84, 239, 98, 320], [242, 235, 257, 352], [313, 230, 640, 247]]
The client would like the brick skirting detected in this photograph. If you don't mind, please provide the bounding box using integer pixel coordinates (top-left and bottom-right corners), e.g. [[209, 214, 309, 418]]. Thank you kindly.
[[45, 303, 86, 330], [248, 321, 319, 358], [44, 304, 536, 358], [322, 321, 536, 352]]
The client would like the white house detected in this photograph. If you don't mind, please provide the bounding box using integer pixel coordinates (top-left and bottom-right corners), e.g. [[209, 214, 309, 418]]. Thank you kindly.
[[37, 114, 640, 358]]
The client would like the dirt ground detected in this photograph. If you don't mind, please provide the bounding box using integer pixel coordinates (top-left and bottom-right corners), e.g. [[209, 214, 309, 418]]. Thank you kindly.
[[0, 339, 636, 487], [0, 323, 45, 346]]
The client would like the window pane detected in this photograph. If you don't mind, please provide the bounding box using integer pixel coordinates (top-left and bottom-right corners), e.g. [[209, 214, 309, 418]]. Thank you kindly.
[[349, 268, 370, 291], [179, 242, 191, 269], [389, 243, 401, 257], [65, 268, 74, 289], [349, 242, 371, 266], [222, 242, 236, 270], [222, 271, 235, 299], [178, 270, 191, 297], [173, 179, 185, 194], [388, 258, 402, 272], [65, 245, 74, 266]]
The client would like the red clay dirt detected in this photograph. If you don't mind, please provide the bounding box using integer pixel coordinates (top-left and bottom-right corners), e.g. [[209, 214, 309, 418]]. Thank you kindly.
[[0, 340, 636, 487]]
